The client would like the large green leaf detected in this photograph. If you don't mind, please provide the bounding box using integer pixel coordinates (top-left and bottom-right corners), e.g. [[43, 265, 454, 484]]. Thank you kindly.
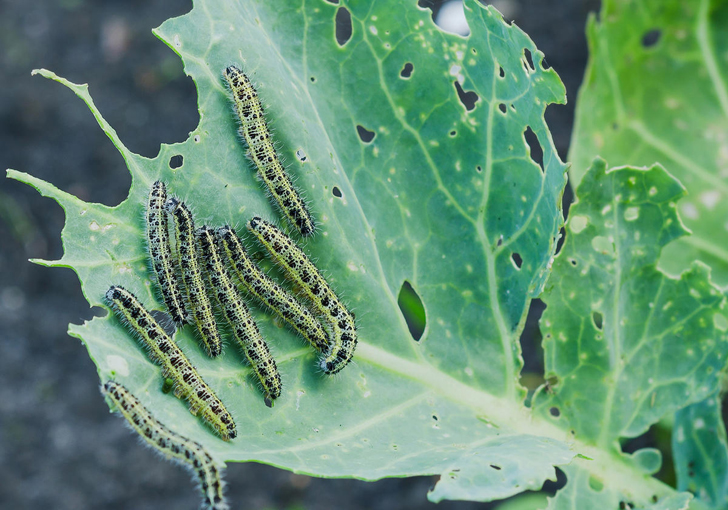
[[568, 0, 728, 286], [673, 392, 728, 509], [8, 0, 574, 503], [533, 158, 728, 509], [13, 1, 723, 507]]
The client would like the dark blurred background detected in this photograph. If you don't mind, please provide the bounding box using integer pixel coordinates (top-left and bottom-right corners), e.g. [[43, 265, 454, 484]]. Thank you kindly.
[[0, 1, 599, 508]]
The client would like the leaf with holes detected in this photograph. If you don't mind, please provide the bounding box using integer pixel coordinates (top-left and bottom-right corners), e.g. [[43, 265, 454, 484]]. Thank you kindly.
[[568, 0, 728, 286], [673, 392, 728, 509], [8, 0, 577, 504], [531, 158, 728, 509]]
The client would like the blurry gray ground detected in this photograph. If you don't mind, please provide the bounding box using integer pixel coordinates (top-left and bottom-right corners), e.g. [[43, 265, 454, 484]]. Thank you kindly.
[[0, 0, 598, 508]]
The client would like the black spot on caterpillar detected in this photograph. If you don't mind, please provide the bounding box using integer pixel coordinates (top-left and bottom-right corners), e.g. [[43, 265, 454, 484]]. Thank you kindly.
[[101, 381, 229, 510], [223, 65, 315, 237], [146, 181, 188, 326], [196, 226, 282, 402], [165, 197, 223, 358], [216, 225, 330, 355], [105, 285, 236, 440], [247, 217, 357, 374]]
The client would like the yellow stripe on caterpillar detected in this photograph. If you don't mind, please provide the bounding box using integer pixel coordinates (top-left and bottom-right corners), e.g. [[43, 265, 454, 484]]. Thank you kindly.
[[216, 225, 330, 355], [223, 65, 315, 237], [101, 381, 229, 510], [196, 226, 282, 402], [146, 181, 188, 326], [165, 197, 223, 358], [104, 285, 236, 440], [246, 217, 357, 375]]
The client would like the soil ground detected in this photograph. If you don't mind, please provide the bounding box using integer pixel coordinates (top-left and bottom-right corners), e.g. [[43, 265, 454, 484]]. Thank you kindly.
[[0, 1, 599, 508]]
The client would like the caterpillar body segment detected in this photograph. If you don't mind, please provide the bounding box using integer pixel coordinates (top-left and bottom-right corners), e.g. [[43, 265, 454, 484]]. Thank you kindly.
[[101, 381, 229, 510], [196, 226, 282, 401], [104, 285, 236, 440], [164, 197, 223, 358], [216, 225, 329, 354], [145, 181, 188, 326], [223, 65, 315, 237], [246, 217, 357, 375]]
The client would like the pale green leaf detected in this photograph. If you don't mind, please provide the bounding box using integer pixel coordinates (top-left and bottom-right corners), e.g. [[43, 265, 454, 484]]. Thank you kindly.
[[673, 393, 728, 509], [545, 465, 692, 510], [7, 0, 574, 503], [568, 0, 728, 285], [533, 157, 728, 509]]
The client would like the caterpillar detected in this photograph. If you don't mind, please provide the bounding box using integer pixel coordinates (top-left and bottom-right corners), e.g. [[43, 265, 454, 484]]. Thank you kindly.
[[196, 226, 282, 402], [105, 285, 236, 441], [101, 381, 229, 510], [165, 197, 223, 358], [223, 65, 315, 237], [216, 225, 329, 354], [246, 217, 357, 375], [146, 181, 188, 326]]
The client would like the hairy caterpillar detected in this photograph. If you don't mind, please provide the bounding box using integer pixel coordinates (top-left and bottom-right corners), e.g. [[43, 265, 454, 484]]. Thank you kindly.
[[105, 285, 236, 440], [223, 65, 315, 237], [165, 197, 223, 358], [216, 225, 329, 354], [246, 217, 357, 374], [101, 381, 229, 510], [146, 181, 188, 325], [196, 226, 282, 402]]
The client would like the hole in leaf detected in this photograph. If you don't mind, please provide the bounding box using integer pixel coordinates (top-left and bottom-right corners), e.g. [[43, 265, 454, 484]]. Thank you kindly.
[[476, 165, 482, 173], [562, 179, 575, 220], [569, 258, 578, 266], [324, 0, 339, 3], [400, 62, 414, 78], [398, 281, 426, 341], [453, 81, 478, 111], [523, 48, 535, 72], [549, 407, 560, 417], [642, 29, 661, 48], [498, 103, 507, 114], [296, 149, 307, 162], [169, 154, 183, 169], [449, 130, 457, 137], [310, 76, 316, 83], [417, 0, 436, 10], [498, 65, 505, 78], [356, 125, 375, 143], [524, 126, 544, 172], [332, 186, 342, 198], [511, 252, 522, 269], [592, 311, 603, 331], [519, 298, 546, 386], [541, 467, 567, 495], [335, 7, 352, 46], [554, 227, 566, 256], [490, 464, 502, 470]]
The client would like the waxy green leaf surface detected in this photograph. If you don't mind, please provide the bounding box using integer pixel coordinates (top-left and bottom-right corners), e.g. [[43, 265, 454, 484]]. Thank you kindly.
[[569, 0, 728, 286], [534, 159, 728, 509], [10, 1, 727, 507], [9, 0, 573, 502]]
